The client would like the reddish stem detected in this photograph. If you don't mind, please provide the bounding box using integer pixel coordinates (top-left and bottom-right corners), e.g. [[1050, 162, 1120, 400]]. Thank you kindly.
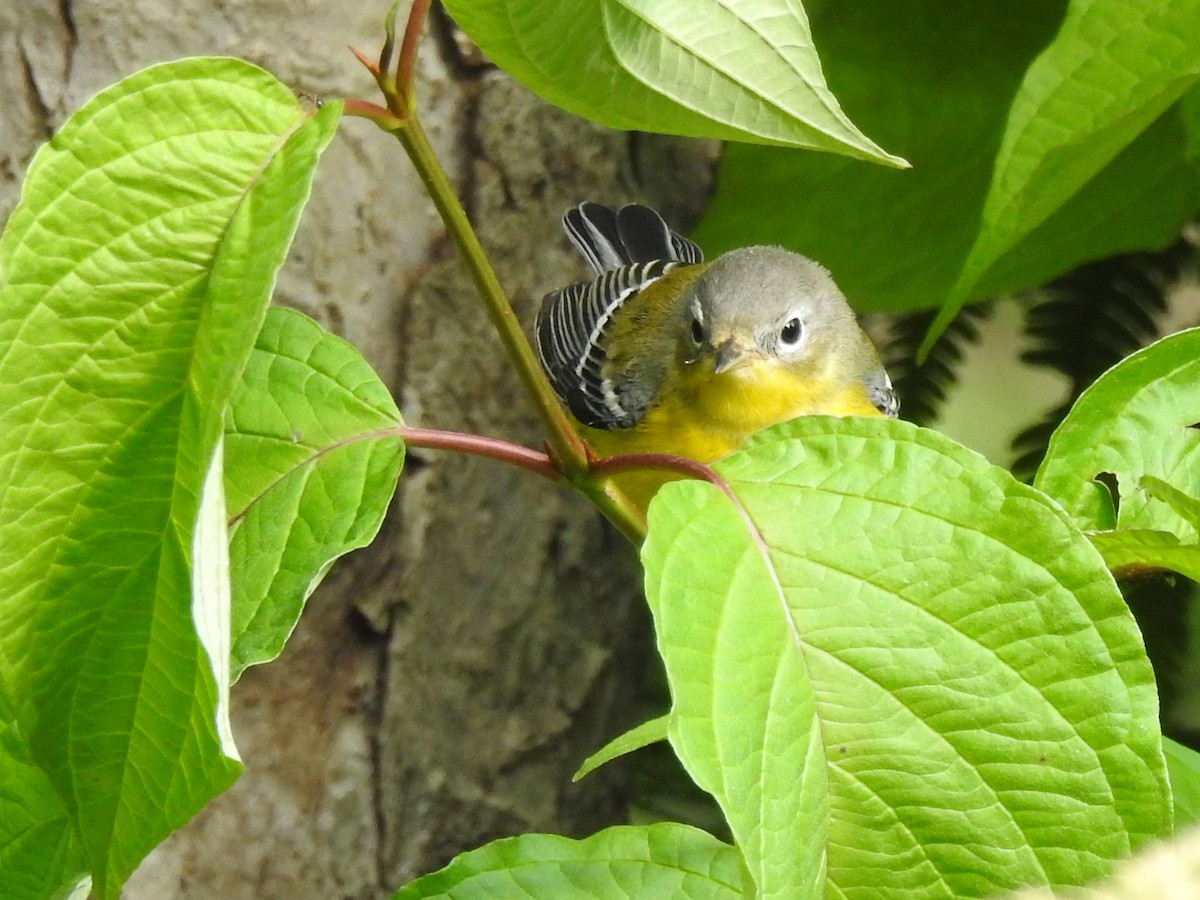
[[397, 0, 431, 95], [590, 452, 722, 487], [398, 426, 560, 481], [343, 99, 403, 129], [348, 44, 380, 78]]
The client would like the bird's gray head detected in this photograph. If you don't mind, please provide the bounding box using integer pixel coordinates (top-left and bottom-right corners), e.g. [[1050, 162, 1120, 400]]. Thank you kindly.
[[680, 246, 862, 375]]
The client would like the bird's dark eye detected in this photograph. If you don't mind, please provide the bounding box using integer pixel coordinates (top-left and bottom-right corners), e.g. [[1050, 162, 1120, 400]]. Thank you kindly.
[[690, 317, 704, 346], [780, 317, 803, 345]]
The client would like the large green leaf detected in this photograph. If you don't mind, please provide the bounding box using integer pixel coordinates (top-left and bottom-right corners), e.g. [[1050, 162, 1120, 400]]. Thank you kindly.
[[695, 0, 1200, 317], [1035, 329, 1200, 538], [928, 0, 1200, 343], [225, 307, 404, 677], [441, 0, 903, 165], [392, 823, 751, 899], [971, 95, 1200, 301], [644, 417, 1168, 898], [0, 58, 341, 898], [0, 692, 88, 900]]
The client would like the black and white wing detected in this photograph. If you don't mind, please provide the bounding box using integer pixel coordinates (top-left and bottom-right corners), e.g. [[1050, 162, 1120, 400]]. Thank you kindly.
[[535, 260, 679, 430], [563, 202, 703, 274]]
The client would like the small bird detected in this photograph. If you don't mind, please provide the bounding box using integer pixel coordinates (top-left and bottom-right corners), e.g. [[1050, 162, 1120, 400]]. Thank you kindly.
[[535, 201, 898, 505]]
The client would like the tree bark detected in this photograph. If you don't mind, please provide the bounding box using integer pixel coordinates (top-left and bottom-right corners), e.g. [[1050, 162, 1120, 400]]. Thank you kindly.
[[1, 2, 714, 897]]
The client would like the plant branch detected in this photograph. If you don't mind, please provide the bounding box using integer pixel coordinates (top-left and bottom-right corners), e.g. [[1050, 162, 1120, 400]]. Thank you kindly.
[[342, 98, 402, 129], [399, 426, 647, 544], [397, 0, 430, 98], [398, 426, 560, 480], [591, 452, 724, 488], [345, 4, 649, 546], [389, 118, 589, 478], [580, 479, 648, 545], [349, 45, 380, 79]]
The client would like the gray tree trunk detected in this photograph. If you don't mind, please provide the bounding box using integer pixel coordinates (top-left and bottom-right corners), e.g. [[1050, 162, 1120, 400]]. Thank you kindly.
[[1, 2, 714, 897]]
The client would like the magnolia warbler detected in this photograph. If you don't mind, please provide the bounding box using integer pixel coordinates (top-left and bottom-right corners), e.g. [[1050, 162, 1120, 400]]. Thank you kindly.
[[535, 202, 898, 504]]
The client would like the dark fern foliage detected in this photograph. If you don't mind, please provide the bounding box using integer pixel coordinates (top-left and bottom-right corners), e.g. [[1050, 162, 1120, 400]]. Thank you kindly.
[[882, 303, 992, 427], [1010, 238, 1196, 482]]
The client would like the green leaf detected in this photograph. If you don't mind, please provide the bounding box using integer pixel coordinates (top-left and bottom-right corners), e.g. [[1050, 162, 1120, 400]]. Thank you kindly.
[[1140, 476, 1200, 535], [926, 0, 1200, 347], [1165, 738, 1200, 830], [0, 58, 341, 897], [225, 307, 404, 677], [392, 823, 752, 899], [441, 0, 903, 165], [644, 417, 1168, 898], [971, 89, 1200, 302], [694, 2, 1200, 317], [1035, 328, 1200, 538], [0, 693, 88, 900], [574, 715, 670, 782], [1087, 530, 1200, 583]]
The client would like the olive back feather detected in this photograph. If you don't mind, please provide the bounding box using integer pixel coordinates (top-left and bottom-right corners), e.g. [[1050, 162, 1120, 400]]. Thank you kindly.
[[536, 261, 682, 429]]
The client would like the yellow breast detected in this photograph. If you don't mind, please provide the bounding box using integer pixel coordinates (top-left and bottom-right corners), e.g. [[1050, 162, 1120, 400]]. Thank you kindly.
[[583, 360, 882, 507]]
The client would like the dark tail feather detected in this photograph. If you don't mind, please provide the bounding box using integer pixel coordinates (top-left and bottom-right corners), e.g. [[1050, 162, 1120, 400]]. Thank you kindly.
[[614, 205, 678, 266], [562, 202, 703, 273], [563, 202, 624, 273]]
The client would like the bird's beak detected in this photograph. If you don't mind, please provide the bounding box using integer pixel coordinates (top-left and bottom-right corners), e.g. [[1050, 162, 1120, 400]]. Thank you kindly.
[[712, 339, 756, 375]]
